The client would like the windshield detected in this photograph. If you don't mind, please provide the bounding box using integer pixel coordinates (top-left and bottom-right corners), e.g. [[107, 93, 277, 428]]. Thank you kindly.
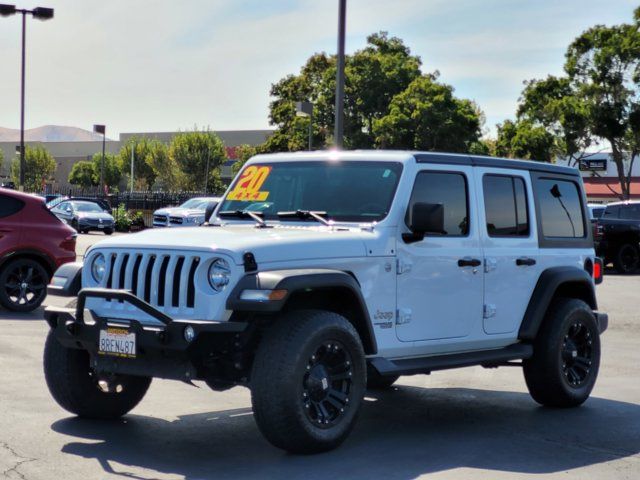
[[219, 161, 403, 222], [72, 201, 103, 213], [47, 196, 67, 209], [180, 198, 212, 210]]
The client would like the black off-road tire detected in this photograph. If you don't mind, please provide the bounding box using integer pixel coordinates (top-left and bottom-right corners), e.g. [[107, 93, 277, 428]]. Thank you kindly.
[[44, 330, 151, 419], [523, 298, 600, 408], [251, 310, 366, 454], [0, 258, 49, 312], [366, 368, 399, 390], [613, 243, 640, 274]]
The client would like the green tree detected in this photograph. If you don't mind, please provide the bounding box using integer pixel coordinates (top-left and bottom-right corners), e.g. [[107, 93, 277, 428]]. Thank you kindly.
[[495, 119, 557, 162], [91, 152, 121, 189], [373, 74, 482, 152], [169, 129, 226, 193], [68, 161, 97, 187], [117, 136, 158, 189], [10, 146, 56, 191], [146, 141, 180, 190], [231, 144, 259, 175]]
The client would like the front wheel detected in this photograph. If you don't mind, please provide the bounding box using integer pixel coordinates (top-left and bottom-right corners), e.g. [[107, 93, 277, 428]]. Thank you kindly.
[[44, 330, 151, 419], [251, 310, 366, 454], [104, 228, 113, 235], [523, 298, 600, 408]]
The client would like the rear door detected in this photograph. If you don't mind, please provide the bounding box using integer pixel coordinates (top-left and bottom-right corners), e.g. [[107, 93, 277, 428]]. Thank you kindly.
[[0, 193, 26, 254], [475, 168, 541, 335]]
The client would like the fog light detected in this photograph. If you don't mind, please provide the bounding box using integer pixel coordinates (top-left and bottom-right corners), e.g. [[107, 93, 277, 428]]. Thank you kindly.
[[184, 325, 196, 343]]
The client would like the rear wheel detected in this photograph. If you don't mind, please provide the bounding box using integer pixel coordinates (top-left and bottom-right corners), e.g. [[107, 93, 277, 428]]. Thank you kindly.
[[523, 298, 600, 407], [44, 330, 151, 419], [613, 243, 640, 274], [0, 258, 49, 312], [251, 310, 366, 454]]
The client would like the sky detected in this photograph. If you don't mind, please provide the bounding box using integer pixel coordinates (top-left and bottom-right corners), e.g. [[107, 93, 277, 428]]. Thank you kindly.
[[0, 0, 637, 139]]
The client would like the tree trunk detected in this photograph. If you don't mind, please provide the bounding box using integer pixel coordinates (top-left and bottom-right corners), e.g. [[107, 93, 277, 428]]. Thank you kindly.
[[610, 141, 630, 200]]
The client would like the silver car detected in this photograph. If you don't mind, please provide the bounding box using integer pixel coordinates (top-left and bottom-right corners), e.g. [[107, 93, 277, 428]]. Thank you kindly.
[[50, 200, 115, 235], [153, 197, 220, 227]]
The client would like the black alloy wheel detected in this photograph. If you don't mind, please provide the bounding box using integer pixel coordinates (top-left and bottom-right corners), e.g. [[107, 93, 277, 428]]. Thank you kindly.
[[302, 340, 353, 427], [614, 243, 640, 274], [561, 321, 594, 388], [0, 259, 49, 312]]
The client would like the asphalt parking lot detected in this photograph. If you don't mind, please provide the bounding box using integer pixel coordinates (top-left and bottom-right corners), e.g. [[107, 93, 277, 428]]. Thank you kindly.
[[0, 232, 638, 479]]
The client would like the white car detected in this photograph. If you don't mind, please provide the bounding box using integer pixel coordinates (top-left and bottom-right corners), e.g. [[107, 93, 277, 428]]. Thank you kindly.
[[153, 197, 220, 227], [43, 151, 607, 454]]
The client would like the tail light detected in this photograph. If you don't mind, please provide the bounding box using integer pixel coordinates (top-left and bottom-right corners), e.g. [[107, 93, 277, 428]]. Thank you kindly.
[[60, 232, 77, 253], [593, 257, 604, 285], [593, 221, 603, 240]]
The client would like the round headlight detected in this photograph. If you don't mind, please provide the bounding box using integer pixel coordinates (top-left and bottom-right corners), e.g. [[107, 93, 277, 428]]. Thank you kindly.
[[91, 253, 107, 283], [208, 258, 230, 292]]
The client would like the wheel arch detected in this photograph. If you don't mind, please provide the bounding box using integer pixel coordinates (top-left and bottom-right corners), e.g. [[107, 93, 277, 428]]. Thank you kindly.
[[227, 269, 377, 355], [518, 266, 596, 341], [0, 249, 55, 277]]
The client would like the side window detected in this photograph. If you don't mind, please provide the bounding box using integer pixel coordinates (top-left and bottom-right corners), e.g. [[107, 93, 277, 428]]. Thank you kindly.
[[0, 195, 24, 219], [603, 206, 619, 218], [483, 175, 529, 237], [620, 204, 640, 220], [407, 171, 469, 236], [536, 178, 585, 238]]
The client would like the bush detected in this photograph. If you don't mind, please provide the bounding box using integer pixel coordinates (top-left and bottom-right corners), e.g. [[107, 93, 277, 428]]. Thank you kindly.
[[113, 204, 132, 232]]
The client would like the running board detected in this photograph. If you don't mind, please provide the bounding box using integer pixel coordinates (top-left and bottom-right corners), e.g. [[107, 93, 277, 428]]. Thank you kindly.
[[369, 343, 533, 377]]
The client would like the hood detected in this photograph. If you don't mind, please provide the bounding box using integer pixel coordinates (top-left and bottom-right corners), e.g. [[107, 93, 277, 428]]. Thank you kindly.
[[154, 207, 203, 217], [77, 212, 114, 221], [89, 224, 370, 264]]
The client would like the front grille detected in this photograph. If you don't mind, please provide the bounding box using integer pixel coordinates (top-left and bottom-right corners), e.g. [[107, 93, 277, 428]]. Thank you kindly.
[[102, 251, 200, 311], [153, 215, 168, 225], [169, 216, 184, 225]]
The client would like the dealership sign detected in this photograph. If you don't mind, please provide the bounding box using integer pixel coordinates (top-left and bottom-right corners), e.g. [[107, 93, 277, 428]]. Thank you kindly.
[[579, 159, 608, 171]]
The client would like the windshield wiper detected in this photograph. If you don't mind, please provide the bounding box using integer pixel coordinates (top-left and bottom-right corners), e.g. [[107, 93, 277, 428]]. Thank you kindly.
[[218, 210, 267, 228], [277, 210, 331, 226]]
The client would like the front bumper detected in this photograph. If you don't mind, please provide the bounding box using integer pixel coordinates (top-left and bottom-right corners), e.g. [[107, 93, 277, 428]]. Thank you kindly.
[[595, 311, 608, 334], [45, 288, 247, 380]]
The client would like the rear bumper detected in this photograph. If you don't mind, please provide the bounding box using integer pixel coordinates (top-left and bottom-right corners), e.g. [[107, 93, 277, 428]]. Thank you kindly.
[[45, 288, 247, 380]]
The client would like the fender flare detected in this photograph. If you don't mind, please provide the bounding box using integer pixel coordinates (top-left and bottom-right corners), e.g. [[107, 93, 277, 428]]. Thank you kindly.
[[227, 268, 377, 354], [518, 266, 597, 341], [0, 249, 56, 275]]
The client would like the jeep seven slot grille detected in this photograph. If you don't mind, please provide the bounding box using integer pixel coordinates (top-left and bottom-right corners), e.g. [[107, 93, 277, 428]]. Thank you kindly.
[[103, 251, 200, 311]]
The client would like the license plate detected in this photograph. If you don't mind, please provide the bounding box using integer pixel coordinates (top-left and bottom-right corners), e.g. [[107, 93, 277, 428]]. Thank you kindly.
[[97, 224, 104, 228], [99, 327, 136, 358]]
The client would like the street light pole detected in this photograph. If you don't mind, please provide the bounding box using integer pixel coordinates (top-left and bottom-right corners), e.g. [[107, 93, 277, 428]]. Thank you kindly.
[[93, 124, 106, 193], [334, 0, 347, 149], [0, 4, 55, 190], [296, 101, 314, 151]]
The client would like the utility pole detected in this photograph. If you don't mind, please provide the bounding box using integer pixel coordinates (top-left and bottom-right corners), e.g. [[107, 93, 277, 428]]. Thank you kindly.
[[334, 0, 347, 149], [204, 148, 210, 193], [130, 143, 134, 193]]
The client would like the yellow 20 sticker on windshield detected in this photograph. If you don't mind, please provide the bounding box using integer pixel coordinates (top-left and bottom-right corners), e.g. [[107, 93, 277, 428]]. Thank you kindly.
[[227, 165, 272, 201]]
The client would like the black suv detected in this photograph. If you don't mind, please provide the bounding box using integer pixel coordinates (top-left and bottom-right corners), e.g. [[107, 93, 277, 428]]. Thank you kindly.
[[595, 201, 640, 273]]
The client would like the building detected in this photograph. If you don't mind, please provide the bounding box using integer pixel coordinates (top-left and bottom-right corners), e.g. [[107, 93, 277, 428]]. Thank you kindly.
[[556, 153, 640, 203], [0, 129, 273, 188]]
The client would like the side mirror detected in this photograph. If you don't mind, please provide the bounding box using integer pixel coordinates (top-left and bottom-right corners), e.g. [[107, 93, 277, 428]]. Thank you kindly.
[[204, 202, 218, 224], [405, 202, 444, 242]]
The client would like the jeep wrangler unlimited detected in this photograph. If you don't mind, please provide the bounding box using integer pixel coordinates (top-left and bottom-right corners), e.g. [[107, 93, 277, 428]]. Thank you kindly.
[[43, 151, 607, 454]]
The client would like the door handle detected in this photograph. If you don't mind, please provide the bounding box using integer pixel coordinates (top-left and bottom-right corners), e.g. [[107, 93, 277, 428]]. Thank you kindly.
[[516, 257, 536, 266], [458, 258, 482, 267]]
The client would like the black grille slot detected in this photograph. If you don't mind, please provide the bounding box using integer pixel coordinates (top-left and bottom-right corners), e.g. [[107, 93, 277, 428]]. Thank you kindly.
[[131, 255, 142, 295], [119, 254, 129, 291], [186, 257, 199, 308], [106, 254, 116, 288], [157, 256, 170, 306], [144, 255, 156, 303], [172, 257, 185, 307]]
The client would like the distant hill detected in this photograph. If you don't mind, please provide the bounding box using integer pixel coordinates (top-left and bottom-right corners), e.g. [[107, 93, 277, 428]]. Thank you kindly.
[[0, 125, 108, 142]]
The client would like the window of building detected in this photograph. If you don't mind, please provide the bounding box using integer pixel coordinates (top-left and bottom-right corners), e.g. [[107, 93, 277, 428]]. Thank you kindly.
[[0, 195, 24, 219], [536, 178, 585, 238], [407, 171, 469, 236], [483, 175, 529, 237]]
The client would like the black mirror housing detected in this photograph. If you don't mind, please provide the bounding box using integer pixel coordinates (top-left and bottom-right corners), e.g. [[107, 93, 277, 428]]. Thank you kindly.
[[204, 202, 218, 224], [406, 202, 444, 242]]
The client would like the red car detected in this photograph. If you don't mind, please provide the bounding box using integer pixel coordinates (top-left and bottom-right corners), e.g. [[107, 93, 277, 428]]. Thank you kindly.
[[0, 188, 76, 312]]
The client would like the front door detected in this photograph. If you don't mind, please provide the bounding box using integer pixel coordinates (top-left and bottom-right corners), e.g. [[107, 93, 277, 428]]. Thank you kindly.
[[396, 166, 484, 342]]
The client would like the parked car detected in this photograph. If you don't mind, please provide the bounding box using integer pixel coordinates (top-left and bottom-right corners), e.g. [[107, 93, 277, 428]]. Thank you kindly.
[[47, 196, 111, 213], [50, 200, 115, 235], [588, 203, 606, 222], [0, 187, 76, 312], [595, 200, 640, 273], [153, 197, 220, 227], [44, 151, 606, 454]]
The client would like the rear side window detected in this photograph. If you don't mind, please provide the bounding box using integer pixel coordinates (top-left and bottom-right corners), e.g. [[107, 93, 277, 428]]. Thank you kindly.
[[603, 206, 620, 218], [483, 175, 529, 237], [620, 204, 640, 220], [536, 179, 585, 238], [407, 171, 469, 236], [0, 195, 25, 219]]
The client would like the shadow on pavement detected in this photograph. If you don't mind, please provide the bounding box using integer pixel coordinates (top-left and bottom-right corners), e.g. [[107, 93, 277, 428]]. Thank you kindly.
[[51, 386, 640, 479], [0, 306, 44, 321]]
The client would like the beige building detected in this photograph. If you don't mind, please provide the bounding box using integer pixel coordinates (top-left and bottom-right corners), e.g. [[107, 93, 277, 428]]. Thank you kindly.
[[0, 129, 272, 188]]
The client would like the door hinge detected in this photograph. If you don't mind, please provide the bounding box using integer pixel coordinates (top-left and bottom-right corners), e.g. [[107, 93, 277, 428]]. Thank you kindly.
[[396, 258, 412, 275], [483, 304, 496, 319], [484, 258, 497, 273], [396, 308, 412, 325]]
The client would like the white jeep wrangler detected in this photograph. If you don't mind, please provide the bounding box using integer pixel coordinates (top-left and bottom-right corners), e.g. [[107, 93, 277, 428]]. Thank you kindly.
[[43, 151, 607, 454]]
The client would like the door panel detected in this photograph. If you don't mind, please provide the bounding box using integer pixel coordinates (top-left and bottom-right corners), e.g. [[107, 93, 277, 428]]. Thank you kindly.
[[396, 166, 484, 342], [475, 168, 541, 335]]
